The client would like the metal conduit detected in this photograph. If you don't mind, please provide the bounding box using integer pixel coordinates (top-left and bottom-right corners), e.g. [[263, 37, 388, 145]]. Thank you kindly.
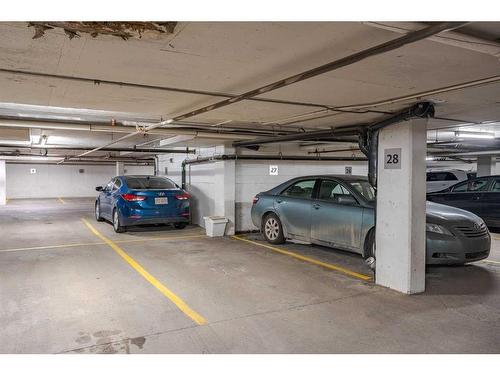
[[0, 144, 194, 154]]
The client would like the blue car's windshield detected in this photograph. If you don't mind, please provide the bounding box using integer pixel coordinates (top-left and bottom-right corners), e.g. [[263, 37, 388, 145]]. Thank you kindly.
[[124, 176, 177, 190], [349, 181, 376, 202]]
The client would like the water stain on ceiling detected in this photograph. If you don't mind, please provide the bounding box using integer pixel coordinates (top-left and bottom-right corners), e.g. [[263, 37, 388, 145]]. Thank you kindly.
[[28, 21, 177, 40]]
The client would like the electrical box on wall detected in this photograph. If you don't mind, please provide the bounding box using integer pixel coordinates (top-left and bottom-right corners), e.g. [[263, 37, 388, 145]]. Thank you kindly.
[[79, 169, 85, 174]]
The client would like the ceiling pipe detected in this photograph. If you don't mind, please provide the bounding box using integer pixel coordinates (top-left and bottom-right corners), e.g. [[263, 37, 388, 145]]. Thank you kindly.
[[0, 143, 194, 154], [363, 22, 500, 58], [0, 112, 299, 136], [430, 149, 500, 157], [307, 148, 360, 155], [0, 119, 258, 140], [233, 126, 366, 147], [5, 160, 154, 166], [0, 154, 154, 163], [70, 22, 466, 161]]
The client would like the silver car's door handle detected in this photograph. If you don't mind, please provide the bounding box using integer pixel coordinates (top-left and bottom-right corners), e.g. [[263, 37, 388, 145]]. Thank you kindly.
[[313, 203, 321, 209]]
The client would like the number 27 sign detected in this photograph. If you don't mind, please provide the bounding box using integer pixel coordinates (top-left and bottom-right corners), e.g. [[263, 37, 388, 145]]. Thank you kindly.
[[269, 165, 279, 176], [384, 148, 401, 169]]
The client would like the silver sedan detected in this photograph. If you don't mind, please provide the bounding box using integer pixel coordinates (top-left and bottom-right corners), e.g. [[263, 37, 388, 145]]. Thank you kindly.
[[251, 175, 490, 265]]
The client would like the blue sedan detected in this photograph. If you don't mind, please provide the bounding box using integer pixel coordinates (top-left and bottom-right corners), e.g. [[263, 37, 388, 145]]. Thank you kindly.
[[95, 175, 190, 233]]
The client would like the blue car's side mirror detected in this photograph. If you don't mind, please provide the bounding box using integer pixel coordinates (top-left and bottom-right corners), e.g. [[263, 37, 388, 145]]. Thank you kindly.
[[96, 186, 103, 192]]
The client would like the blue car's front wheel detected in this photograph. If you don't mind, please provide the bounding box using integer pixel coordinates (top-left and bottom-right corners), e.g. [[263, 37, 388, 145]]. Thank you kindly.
[[95, 201, 104, 222], [113, 208, 126, 233]]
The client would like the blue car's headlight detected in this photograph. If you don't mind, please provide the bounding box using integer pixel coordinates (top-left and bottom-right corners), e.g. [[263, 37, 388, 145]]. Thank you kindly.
[[426, 223, 453, 236]]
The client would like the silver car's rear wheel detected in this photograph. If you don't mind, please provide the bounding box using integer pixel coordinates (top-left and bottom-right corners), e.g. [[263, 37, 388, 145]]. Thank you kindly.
[[262, 213, 285, 244]]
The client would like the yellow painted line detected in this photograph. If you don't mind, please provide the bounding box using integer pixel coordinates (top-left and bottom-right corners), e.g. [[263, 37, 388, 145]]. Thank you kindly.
[[232, 235, 373, 281], [115, 234, 205, 244], [81, 218, 207, 325], [58, 197, 66, 205], [0, 234, 205, 254], [0, 241, 105, 253], [483, 259, 500, 265]]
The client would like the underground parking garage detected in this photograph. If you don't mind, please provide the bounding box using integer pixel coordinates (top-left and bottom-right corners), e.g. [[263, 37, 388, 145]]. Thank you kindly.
[[1, 18, 500, 357]]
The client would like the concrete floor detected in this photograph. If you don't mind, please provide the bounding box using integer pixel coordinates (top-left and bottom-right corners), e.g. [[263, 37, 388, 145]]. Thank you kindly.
[[0, 198, 499, 354]]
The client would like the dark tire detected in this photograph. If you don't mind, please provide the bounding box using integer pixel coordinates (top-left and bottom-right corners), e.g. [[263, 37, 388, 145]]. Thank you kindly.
[[174, 223, 187, 229], [113, 208, 126, 233], [364, 228, 376, 270], [95, 201, 104, 222], [262, 213, 285, 244]]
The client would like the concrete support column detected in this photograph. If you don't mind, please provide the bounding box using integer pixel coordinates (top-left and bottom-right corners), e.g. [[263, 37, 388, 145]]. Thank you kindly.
[[477, 155, 495, 177], [211, 145, 236, 235], [375, 118, 427, 294], [0, 160, 6, 205], [116, 161, 125, 176]]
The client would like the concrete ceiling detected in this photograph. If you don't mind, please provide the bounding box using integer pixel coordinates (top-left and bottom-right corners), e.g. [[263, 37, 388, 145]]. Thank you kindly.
[[0, 21, 499, 159]]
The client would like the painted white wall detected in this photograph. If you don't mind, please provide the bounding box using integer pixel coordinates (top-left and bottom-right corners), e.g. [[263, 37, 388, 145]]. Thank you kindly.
[[158, 146, 227, 228], [5, 163, 154, 199]]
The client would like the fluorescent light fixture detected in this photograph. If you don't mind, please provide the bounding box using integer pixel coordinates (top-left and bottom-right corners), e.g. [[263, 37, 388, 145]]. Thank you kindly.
[[40, 135, 48, 146], [455, 131, 495, 139], [426, 156, 435, 161]]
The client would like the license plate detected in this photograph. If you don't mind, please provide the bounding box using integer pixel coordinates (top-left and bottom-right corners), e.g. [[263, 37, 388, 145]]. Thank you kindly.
[[155, 197, 168, 205]]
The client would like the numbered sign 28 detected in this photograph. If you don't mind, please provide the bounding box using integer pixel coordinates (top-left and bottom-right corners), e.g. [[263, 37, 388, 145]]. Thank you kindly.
[[384, 148, 402, 169]]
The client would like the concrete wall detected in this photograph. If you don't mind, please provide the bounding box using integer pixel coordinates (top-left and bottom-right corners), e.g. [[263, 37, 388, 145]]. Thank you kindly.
[[5, 163, 154, 199], [158, 146, 225, 228]]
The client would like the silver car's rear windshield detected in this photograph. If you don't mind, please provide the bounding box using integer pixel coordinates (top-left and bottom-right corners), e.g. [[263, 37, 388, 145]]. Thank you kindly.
[[350, 180, 376, 202], [124, 176, 177, 190]]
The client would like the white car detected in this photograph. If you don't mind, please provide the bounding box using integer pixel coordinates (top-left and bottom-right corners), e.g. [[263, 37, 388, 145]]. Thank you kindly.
[[426, 169, 468, 193]]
